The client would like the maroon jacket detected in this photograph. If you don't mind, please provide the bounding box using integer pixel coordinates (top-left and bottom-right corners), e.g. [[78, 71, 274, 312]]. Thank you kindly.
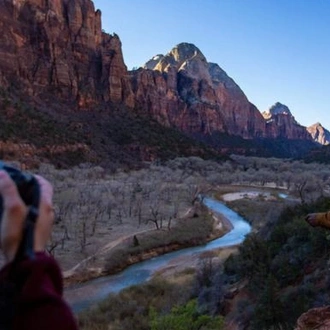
[[0, 252, 78, 329]]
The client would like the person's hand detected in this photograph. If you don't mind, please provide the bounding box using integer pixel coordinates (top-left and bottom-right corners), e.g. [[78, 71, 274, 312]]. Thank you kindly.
[[0, 170, 54, 262], [305, 213, 319, 227], [305, 212, 330, 229]]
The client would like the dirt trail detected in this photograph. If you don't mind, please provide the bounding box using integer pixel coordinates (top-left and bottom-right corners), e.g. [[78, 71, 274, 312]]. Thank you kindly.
[[63, 207, 196, 279], [63, 228, 152, 278]]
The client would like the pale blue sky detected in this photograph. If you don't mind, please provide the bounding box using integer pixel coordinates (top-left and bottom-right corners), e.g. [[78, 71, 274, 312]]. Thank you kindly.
[[93, 0, 330, 130]]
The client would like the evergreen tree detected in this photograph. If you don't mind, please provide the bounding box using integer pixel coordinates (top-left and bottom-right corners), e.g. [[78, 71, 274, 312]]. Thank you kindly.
[[251, 275, 286, 330]]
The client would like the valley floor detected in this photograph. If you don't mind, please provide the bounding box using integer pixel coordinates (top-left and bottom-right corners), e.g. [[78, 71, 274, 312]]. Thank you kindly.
[[63, 185, 283, 286], [62, 204, 233, 285]]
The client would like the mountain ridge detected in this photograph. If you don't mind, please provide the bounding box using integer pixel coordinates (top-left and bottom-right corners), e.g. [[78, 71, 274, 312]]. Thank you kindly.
[[0, 0, 325, 165], [141, 43, 321, 143]]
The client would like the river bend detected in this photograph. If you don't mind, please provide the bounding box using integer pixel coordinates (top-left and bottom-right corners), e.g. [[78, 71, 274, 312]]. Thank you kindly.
[[64, 197, 251, 313]]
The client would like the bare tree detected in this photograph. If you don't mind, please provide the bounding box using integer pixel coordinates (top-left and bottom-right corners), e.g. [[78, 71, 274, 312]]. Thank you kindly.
[[148, 205, 162, 230], [292, 175, 309, 203]]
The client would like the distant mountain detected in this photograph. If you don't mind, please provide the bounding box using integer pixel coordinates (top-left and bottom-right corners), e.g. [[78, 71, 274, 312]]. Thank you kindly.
[[307, 122, 330, 145], [263, 102, 293, 118], [263, 103, 329, 146], [137, 42, 266, 139], [262, 102, 311, 140], [0, 0, 324, 163]]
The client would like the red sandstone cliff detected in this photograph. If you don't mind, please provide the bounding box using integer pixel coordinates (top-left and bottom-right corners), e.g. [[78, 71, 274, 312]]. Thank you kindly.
[[0, 0, 134, 107], [262, 102, 312, 140], [0, 0, 322, 148], [137, 43, 266, 138]]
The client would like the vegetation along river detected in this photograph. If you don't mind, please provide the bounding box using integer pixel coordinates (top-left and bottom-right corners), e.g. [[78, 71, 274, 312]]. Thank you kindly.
[[64, 197, 252, 313]]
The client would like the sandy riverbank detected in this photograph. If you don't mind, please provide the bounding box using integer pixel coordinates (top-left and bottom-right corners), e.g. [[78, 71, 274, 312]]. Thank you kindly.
[[222, 191, 274, 202], [63, 204, 234, 286]]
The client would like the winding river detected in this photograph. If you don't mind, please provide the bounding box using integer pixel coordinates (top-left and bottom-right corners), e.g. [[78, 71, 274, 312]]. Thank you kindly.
[[64, 197, 251, 313]]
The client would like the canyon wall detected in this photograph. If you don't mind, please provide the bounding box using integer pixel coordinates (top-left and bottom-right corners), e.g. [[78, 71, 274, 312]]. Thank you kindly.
[[0, 0, 319, 146]]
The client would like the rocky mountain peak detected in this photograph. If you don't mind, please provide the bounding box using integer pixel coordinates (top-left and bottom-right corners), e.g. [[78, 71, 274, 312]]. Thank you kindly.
[[138, 41, 266, 138], [309, 122, 322, 129], [143, 42, 243, 92], [261, 103, 312, 140], [307, 122, 330, 145], [169, 42, 206, 64], [262, 102, 293, 120], [144, 42, 207, 74]]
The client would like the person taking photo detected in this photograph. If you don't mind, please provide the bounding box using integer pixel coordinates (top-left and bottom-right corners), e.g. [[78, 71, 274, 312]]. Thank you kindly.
[[0, 170, 78, 329]]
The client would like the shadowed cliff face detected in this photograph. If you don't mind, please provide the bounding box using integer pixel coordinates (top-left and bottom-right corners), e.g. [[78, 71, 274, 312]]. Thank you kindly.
[[0, 0, 134, 107]]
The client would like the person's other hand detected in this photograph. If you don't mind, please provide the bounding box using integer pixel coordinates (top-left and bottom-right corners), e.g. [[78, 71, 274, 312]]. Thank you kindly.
[[0, 170, 54, 262], [305, 213, 319, 227]]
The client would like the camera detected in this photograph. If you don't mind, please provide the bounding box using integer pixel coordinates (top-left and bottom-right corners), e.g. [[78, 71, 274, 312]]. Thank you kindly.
[[0, 162, 40, 220], [0, 162, 40, 259]]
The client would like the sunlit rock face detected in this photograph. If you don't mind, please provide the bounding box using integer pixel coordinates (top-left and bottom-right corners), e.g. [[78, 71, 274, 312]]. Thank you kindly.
[[307, 122, 330, 145], [262, 102, 312, 139], [144, 54, 164, 70], [263, 102, 293, 118], [136, 42, 266, 138]]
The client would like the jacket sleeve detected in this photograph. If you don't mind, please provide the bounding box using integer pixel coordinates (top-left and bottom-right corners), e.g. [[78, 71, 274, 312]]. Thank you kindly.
[[0, 252, 78, 330]]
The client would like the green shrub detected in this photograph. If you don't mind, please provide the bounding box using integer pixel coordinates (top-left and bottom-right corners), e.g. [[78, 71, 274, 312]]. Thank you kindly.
[[78, 278, 194, 330], [224, 197, 330, 329], [149, 299, 224, 330]]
